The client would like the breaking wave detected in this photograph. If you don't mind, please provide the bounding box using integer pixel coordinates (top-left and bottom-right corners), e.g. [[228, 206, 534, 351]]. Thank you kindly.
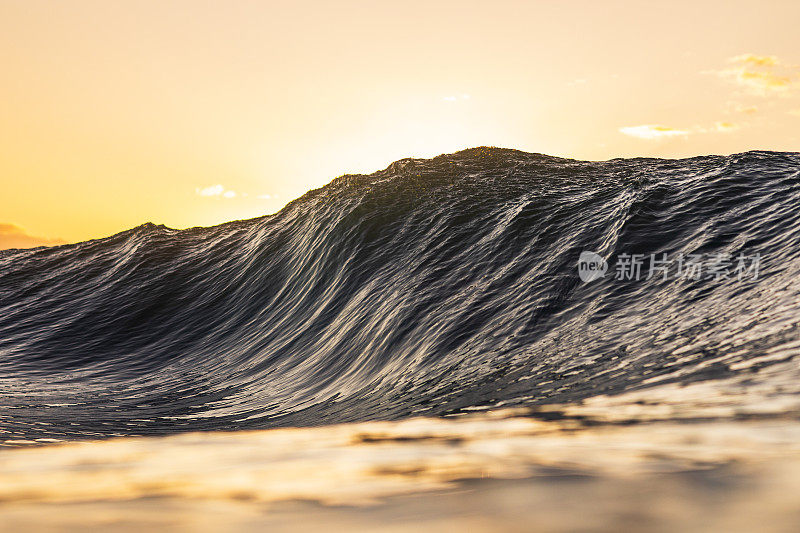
[[2, 147, 800, 441]]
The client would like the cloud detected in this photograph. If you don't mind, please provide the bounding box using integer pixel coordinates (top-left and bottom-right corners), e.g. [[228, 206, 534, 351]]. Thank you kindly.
[[790, 109, 800, 117], [713, 121, 740, 132], [619, 125, 690, 140], [196, 184, 225, 196], [734, 70, 791, 94], [620, 122, 741, 140], [732, 104, 758, 114], [0, 223, 65, 250], [730, 54, 780, 67], [195, 184, 237, 198], [196, 185, 273, 200], [714, 54, 794, 95]]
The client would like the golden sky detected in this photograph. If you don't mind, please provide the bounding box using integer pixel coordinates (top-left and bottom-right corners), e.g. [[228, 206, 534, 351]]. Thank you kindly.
[[2, 0, 799, 248]]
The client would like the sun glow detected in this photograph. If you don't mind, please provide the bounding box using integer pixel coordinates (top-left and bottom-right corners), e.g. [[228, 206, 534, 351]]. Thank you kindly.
[[1, 1, 800, 247]]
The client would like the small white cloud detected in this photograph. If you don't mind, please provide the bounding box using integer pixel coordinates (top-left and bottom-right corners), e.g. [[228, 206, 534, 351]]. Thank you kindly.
[[621, 121, 743, 140], [714, 121, 740, 132], [196, 184, 238, 199], [712, 53, 793, 96], [730, 54, 780, 67], [257, 194, 272, 200], [567, 78, 588, 87], [619, 125, 690, 140], [734, 70, 791, 94], [196, 184, 225, 197]]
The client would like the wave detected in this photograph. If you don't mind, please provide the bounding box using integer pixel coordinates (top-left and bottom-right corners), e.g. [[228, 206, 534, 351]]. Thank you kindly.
[[1, 147, 800, 441]]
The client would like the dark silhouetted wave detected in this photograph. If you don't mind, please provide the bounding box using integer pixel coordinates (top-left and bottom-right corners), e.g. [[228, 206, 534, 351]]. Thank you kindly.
[[2, 147, 800, 441]]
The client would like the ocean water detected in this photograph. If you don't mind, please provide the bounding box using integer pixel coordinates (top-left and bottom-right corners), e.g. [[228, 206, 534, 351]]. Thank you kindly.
[[2, 148, 800, 530]]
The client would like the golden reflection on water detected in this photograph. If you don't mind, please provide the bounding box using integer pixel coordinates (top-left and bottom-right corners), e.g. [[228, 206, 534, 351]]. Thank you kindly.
[[2, 398, 800, 532]]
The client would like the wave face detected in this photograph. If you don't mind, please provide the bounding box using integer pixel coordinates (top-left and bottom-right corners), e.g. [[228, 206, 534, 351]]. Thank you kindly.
[[2, 148, 800, 441]]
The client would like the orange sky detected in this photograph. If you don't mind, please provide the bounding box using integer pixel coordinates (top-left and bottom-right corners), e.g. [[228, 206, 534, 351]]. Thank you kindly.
[[2, 0, 800, 248]]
